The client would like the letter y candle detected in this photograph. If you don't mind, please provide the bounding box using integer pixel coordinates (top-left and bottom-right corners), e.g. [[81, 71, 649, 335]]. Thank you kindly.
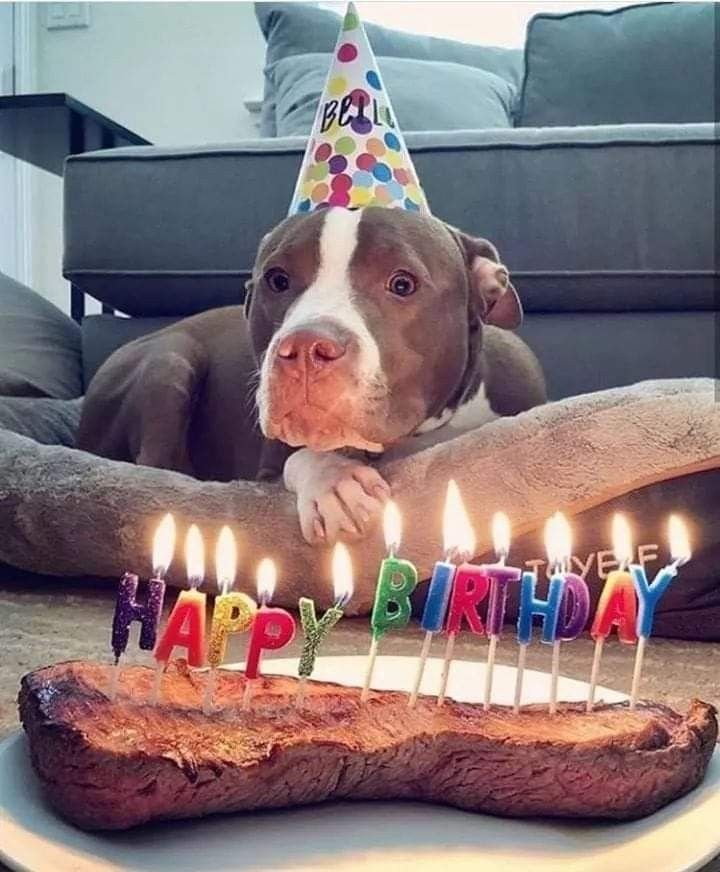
[[296, 542, 353, 707]]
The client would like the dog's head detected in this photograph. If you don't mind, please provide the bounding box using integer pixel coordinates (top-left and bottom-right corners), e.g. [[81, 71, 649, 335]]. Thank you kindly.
[[246, 207, 522, 453]]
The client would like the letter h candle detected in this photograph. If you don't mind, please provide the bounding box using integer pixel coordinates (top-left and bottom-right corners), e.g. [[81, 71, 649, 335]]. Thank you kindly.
[[109, 513, 175, 700]]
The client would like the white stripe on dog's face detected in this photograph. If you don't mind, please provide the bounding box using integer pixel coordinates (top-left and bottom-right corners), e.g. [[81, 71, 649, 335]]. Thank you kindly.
[[257, 208, 383, 428]]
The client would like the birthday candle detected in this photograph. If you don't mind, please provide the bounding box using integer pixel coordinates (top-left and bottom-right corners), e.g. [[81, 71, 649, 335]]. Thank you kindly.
[[628, 515, 690, 709], [203, 526, 256, 714], [544, 513, 574, 715], [482, 512, 521, 711], [296, 542, 353, 707], [513, 525, 565, 713], [587, 514, 636, 711], [108, 513, 175, 699], [243, 558, 297, 708], [361, 501, 418, 702], [151, 524, 207, 704], [436, 481, 482, 707], [408, 484, 461, 707]]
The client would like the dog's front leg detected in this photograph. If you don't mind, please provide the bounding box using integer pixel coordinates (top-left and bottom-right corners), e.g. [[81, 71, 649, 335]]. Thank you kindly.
[[284, 449, 391, 545]]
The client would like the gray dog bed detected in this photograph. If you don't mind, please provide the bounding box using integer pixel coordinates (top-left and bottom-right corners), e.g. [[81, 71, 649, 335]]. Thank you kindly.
[[1, 378, 718, 637]]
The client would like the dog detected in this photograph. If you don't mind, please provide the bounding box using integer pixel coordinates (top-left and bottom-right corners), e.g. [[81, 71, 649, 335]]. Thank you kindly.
[[78, 207, 546, 544]]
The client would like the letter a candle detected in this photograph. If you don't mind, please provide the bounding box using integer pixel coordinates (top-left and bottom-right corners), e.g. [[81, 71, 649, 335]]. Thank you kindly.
[[361, 501, 418, 702], [203, 527, 256, 714], [296, 542, 353, 708], [629, 515, 690, 709], [109, 513, 175, 700], [587, 514, 636, 711], [151, 524, 207, 704], [243, 559, 297, 709]]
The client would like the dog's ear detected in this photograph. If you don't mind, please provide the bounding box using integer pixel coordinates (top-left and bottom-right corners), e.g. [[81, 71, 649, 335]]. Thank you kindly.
[[451, 230, 523, 330], [243, 278, 254, 320]]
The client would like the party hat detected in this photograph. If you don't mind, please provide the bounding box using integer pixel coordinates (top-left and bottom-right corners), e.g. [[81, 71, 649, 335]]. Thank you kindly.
[[288, 2, 429, 215]]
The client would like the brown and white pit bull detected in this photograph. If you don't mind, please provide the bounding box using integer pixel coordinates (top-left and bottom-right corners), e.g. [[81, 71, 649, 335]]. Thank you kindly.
[[78, 207, 546, 543]]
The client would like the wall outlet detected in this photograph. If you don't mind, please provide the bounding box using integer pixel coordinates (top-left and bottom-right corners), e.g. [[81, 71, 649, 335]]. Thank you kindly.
[[45, 3, 91, 31]]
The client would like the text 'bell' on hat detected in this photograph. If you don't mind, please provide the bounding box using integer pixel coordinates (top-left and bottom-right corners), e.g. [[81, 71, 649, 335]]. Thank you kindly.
[[288, 2, 430, 216]]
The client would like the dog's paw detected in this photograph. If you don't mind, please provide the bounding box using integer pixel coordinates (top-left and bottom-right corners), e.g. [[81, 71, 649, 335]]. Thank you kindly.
[[296, 460, 390, 545]]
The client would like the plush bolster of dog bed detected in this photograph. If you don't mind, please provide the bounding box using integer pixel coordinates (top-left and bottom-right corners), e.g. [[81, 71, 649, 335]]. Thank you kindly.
[[0, 379, 718, 614]]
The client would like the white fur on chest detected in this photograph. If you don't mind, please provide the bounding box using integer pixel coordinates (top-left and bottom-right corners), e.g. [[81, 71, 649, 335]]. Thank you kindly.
[[382, 383, 498, 461]]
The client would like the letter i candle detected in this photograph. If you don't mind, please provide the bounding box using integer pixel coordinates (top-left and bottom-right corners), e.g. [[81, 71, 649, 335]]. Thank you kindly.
[[361, 501, 418, 702], [629, 515, 691, 709], [243, 559, 297, 709], [109, 513, 175, 699], [296, 542, 353, 707], [203, 527, 256, 714], [151, 524, 207, 704], [436, 480, 482, 707]]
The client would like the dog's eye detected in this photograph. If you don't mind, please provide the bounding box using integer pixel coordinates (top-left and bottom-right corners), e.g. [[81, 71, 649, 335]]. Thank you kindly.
[[387, 271, 417, 298], [265, 268, 290, 293]]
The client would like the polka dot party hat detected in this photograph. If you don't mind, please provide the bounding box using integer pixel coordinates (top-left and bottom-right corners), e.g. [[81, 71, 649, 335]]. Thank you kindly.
[[288, 2, 430, 216]]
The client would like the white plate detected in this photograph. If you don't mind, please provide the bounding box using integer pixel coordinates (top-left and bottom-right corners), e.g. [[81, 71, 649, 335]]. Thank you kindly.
[[1, 655, 719, 872]]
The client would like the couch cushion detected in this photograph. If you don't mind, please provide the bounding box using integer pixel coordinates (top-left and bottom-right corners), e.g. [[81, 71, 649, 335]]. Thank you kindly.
[[256, 2, 523, 137], [271, 53, 516, 137], [64, 124, 716, 319], [518, 2, 715, 128], [0, 272, 83, 399]]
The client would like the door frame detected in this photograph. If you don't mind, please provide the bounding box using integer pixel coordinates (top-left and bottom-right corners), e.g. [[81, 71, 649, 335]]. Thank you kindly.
[[12, 2, 37, 286]]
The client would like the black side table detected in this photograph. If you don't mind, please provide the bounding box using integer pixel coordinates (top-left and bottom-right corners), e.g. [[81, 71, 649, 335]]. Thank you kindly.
[[0, 93, 151, 321]]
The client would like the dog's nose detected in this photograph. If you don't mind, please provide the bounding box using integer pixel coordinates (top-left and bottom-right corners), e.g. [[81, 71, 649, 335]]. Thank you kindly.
[[275, 330, 347, 373]]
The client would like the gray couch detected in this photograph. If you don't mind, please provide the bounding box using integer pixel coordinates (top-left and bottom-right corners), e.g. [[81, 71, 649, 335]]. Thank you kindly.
[[5, 1, 716, 408]]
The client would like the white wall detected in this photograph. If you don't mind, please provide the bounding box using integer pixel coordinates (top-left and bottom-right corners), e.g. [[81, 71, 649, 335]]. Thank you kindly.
[[27, 1, 266, 313]]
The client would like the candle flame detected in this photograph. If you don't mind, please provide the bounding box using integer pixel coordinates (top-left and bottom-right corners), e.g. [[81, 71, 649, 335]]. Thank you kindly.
[[383, 501, 402, 553], [332, 542, 353, 607], [544, 512, 571, 570], [185, 524, 205, 584], [612, 513, 633, 567], [442, 479, 476, 560], [492, 511, 511, 561], [152, 513, 176, 577], [215, 526, 237, 591], [257, 557, 277, 604], [668, 514, 691, 565]]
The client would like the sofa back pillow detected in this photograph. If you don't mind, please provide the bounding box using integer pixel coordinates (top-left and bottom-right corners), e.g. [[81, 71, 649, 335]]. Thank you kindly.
[[271, 53, 516, 137], [256, 2, 523, 136], [518, 2, 715, 127], [0, 272, 82, 400]]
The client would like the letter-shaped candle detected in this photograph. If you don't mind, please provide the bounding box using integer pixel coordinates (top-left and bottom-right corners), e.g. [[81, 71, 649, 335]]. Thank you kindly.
[[545, 513, 574, 714], [361, 501, 418, 702], [108, 513, 175, 699], [151, 524, 208, 704], [408, 483, 467, 707], [436, 480, 480, 707], [481, 512, 521, 710], [243, 559, 297, 708], [296, 542, 353, 707], [203, 526, 256, 713], [513, 516, 565, 714], [587, 514, 636, 711], [628, 515, 690, 709]]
